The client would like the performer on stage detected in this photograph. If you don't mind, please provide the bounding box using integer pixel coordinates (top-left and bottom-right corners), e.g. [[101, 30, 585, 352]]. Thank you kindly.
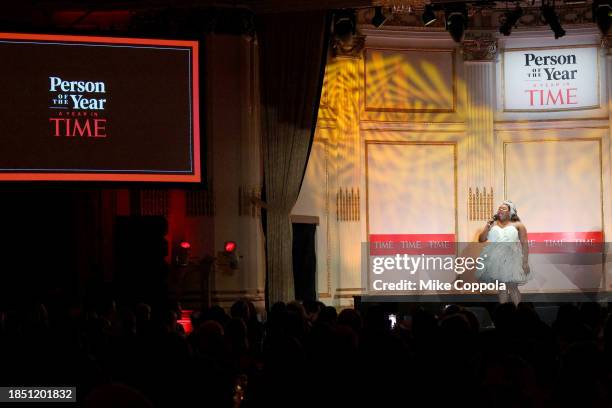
[[476, 200, 531, 305]]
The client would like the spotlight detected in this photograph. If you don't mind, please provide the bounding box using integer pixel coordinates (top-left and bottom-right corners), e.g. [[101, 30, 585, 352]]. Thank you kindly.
[[541, 3, 565, 39], [499, 5, 523, 36], [333, 9, 356, 42], [218, 241, 239, 271], [445, 5, 467, 43], [593, 0, 612, 35], [422, 4, 437, 26], [176, 241, 191, 266], [224, 241, 237, 253], [372, 6, 388, 28]]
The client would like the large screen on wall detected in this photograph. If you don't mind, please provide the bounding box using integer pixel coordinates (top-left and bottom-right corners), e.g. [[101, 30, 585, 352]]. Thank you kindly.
[[0, 32, 200, 182]]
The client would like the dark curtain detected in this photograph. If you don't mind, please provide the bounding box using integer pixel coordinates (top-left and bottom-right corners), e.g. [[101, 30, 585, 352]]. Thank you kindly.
[[258, 11, 329, 305]]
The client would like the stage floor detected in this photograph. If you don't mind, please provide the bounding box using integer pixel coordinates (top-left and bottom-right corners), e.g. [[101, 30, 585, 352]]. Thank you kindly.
[[353, 292, 610, 328]]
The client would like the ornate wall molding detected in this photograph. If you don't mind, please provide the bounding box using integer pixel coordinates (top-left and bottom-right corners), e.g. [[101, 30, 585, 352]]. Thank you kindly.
[[468, 187, 494, 221], [331, 34, 366, 58], [336, 187, 360, 222], [357, 3, 595, 32], [462, 31, 498, 62], [601, 34, 612, 51], [238, 185, 261, 217], [358, 5, 445, 29]]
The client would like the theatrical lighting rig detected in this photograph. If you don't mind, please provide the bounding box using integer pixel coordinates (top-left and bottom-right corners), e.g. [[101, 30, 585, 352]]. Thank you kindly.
[[592, 0, 612, 35], [422, 4, 438, 25], [444, 3, 468, 42], [541, 1, 566, 38], [499, 4, 523, 36], [368, 0, 596, 42], [414, 0, 572, 41], [371, 6, 388, 27], [333, 9, 356, 41]]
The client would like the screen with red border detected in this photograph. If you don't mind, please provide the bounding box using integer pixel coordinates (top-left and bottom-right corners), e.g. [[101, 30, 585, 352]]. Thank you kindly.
[[0, 32, 200, 182]]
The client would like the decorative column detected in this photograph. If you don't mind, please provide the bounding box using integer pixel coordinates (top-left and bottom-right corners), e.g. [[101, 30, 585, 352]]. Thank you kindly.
[[327, 33, 365, 306], [238, 34, 265, 301], [462, 32, 498, 236]]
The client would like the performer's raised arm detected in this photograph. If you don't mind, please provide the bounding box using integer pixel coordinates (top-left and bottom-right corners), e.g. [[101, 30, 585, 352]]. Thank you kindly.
[[478, 215, 495, 242]]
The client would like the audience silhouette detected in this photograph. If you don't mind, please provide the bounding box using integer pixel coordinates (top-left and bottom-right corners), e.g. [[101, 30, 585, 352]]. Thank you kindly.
[[1, 296, 611, 407]]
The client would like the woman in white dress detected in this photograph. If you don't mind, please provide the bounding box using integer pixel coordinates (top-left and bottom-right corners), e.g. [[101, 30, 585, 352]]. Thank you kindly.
[[476, 200, 531, 305]]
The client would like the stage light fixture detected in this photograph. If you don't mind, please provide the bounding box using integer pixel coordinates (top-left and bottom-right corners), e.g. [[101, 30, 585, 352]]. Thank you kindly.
[[333, 9, 356, 42], [216, 241, 239, 271], [593, 0, 612, 35], [445, 5, 468, 43], [541, 3, 565, 39], [222, 241, 239, 270], [224, 241, 237, 253], [499, 5, 523, 36], [176, 241, 191, 266], [422, 4, 437, 26], [372, 6, 388, 28]]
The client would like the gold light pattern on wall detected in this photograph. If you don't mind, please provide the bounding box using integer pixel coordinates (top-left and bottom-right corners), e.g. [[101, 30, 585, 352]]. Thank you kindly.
[[364, 48, 456, 115]]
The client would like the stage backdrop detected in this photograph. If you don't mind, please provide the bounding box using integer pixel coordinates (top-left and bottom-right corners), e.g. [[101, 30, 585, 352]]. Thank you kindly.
[[366, 141, 458, 289], [364, 135, 605, 295], [502, 133, 605, 292]]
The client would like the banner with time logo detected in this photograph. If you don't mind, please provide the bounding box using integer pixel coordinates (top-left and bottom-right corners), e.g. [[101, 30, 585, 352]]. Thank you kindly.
[[502, 46, 599, 112]]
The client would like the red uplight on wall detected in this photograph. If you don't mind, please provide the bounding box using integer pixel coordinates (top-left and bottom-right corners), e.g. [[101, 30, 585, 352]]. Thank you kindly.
[[224, 241, 237, 253], [180, 241, 191, 249]]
